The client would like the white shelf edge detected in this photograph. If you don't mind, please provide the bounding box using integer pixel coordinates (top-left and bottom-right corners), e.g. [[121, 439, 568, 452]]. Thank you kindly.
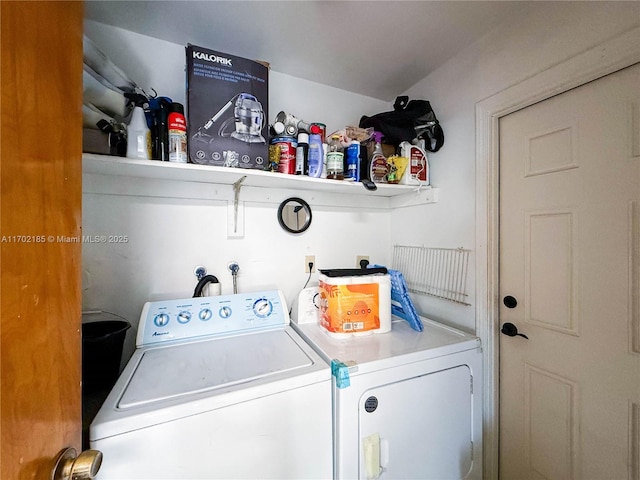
[[82, 154, 439, 205], [389, 186, 440, 208]]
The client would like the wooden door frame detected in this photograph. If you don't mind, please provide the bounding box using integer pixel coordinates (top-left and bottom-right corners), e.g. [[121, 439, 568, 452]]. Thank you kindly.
[[475, 26, 640, 479], [1, 2, 83, 478]]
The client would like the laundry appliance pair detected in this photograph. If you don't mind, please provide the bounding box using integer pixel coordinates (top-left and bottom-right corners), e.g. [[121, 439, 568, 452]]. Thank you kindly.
[[90, 290, 482, 479]]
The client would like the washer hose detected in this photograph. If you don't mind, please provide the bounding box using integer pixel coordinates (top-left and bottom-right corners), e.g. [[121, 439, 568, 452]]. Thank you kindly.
[[193, 275, 220, 297]]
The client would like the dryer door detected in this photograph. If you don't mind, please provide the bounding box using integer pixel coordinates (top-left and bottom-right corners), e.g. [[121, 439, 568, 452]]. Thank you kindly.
[[358, 365, 473, 479]]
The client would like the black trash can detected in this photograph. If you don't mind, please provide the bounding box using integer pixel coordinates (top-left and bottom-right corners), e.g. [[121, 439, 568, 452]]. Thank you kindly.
[[82, 319, 131, 394]]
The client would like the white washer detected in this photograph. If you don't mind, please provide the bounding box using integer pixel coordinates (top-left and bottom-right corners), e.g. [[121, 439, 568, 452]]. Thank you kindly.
[[90, 290, 332, 479], [292, 316, 482, 480]]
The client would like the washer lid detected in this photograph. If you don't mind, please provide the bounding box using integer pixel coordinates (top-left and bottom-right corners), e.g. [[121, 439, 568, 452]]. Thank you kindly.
[[118, 328, 313, 409]]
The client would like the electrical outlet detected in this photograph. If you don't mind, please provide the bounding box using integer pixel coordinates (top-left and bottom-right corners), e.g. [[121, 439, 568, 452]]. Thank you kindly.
[[356, 255, 370, 268], [305, 255, 316, 273]]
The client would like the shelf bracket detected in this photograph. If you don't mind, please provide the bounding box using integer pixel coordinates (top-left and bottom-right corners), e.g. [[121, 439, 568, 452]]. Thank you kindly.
[[389, 186, 439, 209], [227, 175, 246, 238]]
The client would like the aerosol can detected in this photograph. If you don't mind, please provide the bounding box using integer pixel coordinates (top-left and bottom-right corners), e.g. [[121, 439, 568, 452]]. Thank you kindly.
[[399, 140, 430, 185]]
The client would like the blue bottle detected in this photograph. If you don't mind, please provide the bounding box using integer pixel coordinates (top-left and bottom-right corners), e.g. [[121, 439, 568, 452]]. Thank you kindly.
[[345, 141, 360, 181], [307, 133, 323, 178]]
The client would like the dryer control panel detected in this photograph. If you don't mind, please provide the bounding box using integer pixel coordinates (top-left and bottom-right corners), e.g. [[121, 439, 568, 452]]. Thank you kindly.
[[136, 290, 289, 347]]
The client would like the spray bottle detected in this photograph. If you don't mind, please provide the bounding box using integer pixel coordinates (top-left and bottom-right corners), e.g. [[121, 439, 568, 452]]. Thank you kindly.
[[369, 131, 388, 183], [125, 94, 152, 160]]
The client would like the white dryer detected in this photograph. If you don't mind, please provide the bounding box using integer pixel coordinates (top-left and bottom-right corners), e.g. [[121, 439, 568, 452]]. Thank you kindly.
[[292, 316, 482, 480], [90, 290, 332, 479]]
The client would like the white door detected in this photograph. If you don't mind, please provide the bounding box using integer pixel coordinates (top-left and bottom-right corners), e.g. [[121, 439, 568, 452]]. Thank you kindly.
[[499, 63, 640, 479]]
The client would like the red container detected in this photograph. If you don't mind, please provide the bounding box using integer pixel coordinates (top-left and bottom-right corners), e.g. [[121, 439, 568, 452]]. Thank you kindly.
[[271, 136, 297, 174]]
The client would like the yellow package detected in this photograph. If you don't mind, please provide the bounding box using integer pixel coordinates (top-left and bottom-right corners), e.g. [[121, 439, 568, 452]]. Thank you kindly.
[[387, 155, 408, 184]]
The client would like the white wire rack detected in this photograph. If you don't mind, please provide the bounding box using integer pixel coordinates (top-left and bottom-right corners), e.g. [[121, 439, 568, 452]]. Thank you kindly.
[[392, 245, 471, 305]]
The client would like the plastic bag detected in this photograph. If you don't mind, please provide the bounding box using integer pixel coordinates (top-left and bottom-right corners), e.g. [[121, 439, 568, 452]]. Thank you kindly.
[[359, 96, 444, 152]]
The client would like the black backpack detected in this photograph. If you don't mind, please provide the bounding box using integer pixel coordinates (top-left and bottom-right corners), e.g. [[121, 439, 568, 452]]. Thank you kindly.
[[359, 96, 444, 152]]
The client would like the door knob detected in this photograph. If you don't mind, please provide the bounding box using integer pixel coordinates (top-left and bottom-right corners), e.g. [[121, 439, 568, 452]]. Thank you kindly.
[[503, 296, 518, 308], [51, 447, 102, 480], [501, 322, 529, 339]]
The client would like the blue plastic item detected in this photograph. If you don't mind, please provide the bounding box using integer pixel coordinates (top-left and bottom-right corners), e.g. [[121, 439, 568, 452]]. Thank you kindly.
[[370, 264, 423, 332], [345, 141, 360, 181], [331, 359, 351, 389]]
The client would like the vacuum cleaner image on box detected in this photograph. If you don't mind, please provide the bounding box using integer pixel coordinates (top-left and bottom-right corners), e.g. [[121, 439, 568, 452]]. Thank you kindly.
[[193, 93, 266, 145], [186, 44, 269, 169]]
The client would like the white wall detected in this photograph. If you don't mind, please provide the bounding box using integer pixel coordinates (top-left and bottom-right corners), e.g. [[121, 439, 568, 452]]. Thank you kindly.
[[83, 3, 640, 356], [84, 20, 390, 134], [394, 1, 640, 331], [82, 21, 392, 360]]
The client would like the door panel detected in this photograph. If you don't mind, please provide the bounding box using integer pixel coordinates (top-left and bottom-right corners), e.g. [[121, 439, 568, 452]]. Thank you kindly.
[[526, 209, 576, 334], [524, 364, 578, 480], [1, 2, 83, 478], [358, 366, 473, 479], [499, 64, 640, 479]]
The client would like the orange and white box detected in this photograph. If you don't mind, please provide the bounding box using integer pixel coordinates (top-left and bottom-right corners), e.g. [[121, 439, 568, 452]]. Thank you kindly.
[[318, 273, 391, 337]]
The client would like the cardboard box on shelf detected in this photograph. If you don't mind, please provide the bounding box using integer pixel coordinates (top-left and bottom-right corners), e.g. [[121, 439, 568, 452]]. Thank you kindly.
[[186, 44, 269, 170]]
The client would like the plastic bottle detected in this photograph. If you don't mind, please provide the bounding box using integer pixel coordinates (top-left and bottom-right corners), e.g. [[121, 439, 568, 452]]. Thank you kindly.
[[399, 140, 429, 185], [126, 106, 152, 160], [307, 132, 323, 178], [295, 132, 309, 175], [345, 141, 360, 181], [326, 134, 344, 180], [321, 142, 328, 179], [386, 157, 399, 184], [369, 132, 388, 183], [168, 103, 188, 163]]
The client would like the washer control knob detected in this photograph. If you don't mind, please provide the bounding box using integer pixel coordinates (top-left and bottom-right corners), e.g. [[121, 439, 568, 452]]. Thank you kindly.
[[177, 311, 191, 324], [199, 308, 213, 321], [219, 306, 232, 319], [253, 298, 273, 318], [153, 313, 170, 327]]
